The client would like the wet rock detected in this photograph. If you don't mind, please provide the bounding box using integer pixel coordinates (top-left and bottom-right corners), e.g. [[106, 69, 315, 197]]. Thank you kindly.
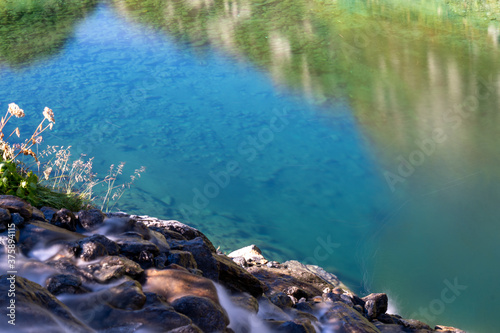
[[19, 221, 85, 254], [51, 208, 77, 231], [89, 256, 144, 283], [400, 319, 432, 330], [46, 257, 96, 282], [144, 267, 220, 304], [172, 296, 229, 332], [174, 237, 219, 281], [341, 291, 366, 308], [294, 301, 314, 313], [0, 274, 94, 332], [46, 274, 90, 295], [258, 296, 292, 321], [102, 280, 146, 310], [215, 253, 266, 297], [63, 288, 192, 331], [147, 228, 171, 253], [134, 216, 216, 252], [11, 212, 25, 228], [292, 309, 319, 323], [168, 250, 198, 269], [320, 301, 380, 333], [77, 234, 120, 261], [323, 292, 343, 303], [276, 320, 316, 333], [77, 209, 106, 230], [117, 237, 160, 257], [31, 206, 47, 221], [230, 294, 260, 313], [284, 286, 309, 300], [168, 324, 204, 333], [270, 292, 294, 309], [0, 208, 11, 225], [0, 195, 33, 220], [40, 206, 57, 221], [248, 260, 347, 299], [363, 293, 388, 319]]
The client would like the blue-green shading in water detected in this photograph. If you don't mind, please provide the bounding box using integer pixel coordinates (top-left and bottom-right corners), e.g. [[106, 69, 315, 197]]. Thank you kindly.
[[0, 1, 499, 332], [0, 4, 388, 287]]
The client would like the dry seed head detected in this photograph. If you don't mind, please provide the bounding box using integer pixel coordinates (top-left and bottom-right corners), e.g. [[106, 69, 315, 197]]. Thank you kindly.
[[43, 107, 55, 123], [14, 128, 20, 137], [8, 103, 25, 118], [43, 167, 52, 180]]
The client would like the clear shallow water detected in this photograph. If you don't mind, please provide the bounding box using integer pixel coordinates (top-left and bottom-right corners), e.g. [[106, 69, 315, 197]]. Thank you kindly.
[[0, 0, 499, 332]]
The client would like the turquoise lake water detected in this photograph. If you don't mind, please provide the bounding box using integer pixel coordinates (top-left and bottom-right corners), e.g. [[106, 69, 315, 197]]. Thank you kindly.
[[1, 0, 499, 332]]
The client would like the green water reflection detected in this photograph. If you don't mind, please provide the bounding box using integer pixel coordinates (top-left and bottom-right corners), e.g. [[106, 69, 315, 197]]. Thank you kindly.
[[0, 0, 97, 66]]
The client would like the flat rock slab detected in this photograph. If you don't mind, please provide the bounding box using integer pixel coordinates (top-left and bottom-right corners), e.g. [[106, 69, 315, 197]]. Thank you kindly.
[[144, 268, 220, 305]]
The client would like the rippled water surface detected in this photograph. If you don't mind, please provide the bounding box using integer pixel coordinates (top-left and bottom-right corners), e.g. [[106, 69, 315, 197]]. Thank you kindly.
[[0, 0, 499, 332]]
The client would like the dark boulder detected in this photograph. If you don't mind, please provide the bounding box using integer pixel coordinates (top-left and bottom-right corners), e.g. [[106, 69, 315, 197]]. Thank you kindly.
[[51, 208, 77, 232], [77, 209, 106, 231], [270, 292, 294, 310], [11, 212, 25, 228], [46, 274, 90, 295], [173, 237, 219, 281], [77, 234, 120, 261], [320, 301, 380, 333], [88, 256, 144, 283], [172, 296, 229, 333], [133, 216, 217, 252], [276, 320, 316, 333], [215, 253, 266, 297], [168, 250, 198, 269], [40, 206, 57, 222], [362, 293, 388, 319]]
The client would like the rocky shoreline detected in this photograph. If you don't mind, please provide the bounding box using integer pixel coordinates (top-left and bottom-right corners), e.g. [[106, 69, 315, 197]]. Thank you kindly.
[[0, 195, 465, 333]]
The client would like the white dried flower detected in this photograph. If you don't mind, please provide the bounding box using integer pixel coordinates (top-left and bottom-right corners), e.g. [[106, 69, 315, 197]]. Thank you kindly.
[[43, 107, 55, 123], [8, 103, 25, 118]]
